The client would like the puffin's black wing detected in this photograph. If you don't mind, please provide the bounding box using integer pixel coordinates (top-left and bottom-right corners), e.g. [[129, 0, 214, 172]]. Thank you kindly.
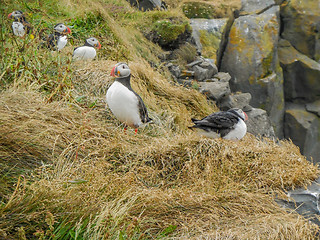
[[191, 111, 239, 136], [46, 33, 58, 50], [135, 93, 152, 124], [72, 46, 80, 56]]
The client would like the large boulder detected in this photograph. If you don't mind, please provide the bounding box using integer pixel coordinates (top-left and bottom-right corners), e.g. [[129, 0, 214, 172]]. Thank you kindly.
[[218, 92, 252, 111], [190, 18, 228, 60], [278, 39, 320, 103], [284, 104, 320, 163], [246, 108, 276, 138], [281, 0, 320, 62], [241, 0, 275, 14], [220, 6, 284, 137]]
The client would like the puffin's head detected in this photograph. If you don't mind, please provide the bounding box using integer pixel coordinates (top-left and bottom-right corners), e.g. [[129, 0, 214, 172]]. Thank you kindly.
[[86, 37, 101, 49], [8, 10, 24, 19], [228, 108, 248, 121], [54, 23, 71, 34], [110, 62, 130, 78]]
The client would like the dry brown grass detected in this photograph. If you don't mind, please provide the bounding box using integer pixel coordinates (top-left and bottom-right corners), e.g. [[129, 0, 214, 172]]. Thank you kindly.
[[0, 87, 319, 238], [1, 0, 320, 239]]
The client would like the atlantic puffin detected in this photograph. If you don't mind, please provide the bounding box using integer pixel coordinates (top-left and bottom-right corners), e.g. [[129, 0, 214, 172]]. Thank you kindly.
[[72, 37, 101, 61], [45, 23, 71, 51], [106, 62, 152, 133], [8, 10, 32, 37], [190, 108, 248, 140]]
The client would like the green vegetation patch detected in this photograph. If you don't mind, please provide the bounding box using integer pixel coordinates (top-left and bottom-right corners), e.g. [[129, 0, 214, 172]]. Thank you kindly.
[[183, 2, 216, 19]]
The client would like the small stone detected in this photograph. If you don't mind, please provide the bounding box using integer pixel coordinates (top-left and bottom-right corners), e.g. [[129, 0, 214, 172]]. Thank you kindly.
[[167, 64, 181, 78], [186, 59, 203, 69], [214, 72, 231, 82]]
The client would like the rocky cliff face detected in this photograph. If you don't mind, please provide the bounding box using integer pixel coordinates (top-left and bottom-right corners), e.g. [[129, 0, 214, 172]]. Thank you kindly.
[[190, 0, 320, 163], [130, 0, 320, 163]]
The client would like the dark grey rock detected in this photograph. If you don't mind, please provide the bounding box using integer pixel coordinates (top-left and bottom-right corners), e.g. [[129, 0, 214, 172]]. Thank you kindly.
[[306, 100, 320, 117], [281, 0, 320, 62], [193, 65, 208, 81], [213, 72, 231, 82], [186, 59, 203, 69], [190, 18, 228, 56], [188, 58, 218, 81], [241, 0, 275, 13], [246, 108, 276, 138], [220, 6, 284, 137], [279, 39, 320, 103], [166, 63, 181, 79], [198, 60, 218, 77], [128, 0, 163, 11], [198, 81, 230, 101], [218, 92, 252, 111], [284, 103, 320, 163]]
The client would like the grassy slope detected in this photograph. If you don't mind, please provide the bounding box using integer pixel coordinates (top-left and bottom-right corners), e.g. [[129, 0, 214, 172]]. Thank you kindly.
[[0, 0, 319, 239]]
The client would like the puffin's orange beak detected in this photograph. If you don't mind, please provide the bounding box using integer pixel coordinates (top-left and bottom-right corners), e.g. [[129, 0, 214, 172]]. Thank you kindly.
[[110, 66, 116, 77], [63, 27, 71, 34], [244, 112, 248, 121], [8, 13, 12, 18], [97, 42, 101, 49]]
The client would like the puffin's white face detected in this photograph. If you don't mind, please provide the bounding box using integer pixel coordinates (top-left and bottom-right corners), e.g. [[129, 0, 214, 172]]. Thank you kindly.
[[86, 37, 101, 49], [110, 63, 131, 77], [54, 23, 71, 34], [228, 108, 248, 121], [8, 10, 23, 19]]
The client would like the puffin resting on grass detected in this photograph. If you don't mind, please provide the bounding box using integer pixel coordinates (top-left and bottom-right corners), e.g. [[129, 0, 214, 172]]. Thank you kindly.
[[106, 62, 152, 134], [8, 10, 32, 37], [190, 108, 248, 140], [73, 37, 101, 61], [45, 23, 71, 51]]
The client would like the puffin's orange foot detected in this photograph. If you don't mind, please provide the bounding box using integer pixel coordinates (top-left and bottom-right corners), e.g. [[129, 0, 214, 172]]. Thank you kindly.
[[135, 128, 138, 135]]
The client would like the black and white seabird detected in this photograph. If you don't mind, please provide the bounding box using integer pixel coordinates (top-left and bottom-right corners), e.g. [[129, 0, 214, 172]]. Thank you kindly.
[[72, 37, 101, 61], [8, 10, 32, 37], [45, 23, 71, 51], [106, 62, 152, 133], [190, 108, 248, 140]]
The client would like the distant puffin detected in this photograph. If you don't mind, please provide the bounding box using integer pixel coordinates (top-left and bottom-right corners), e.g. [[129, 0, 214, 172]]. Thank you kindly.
[[8, 10, 32, 37], [45, 23, 71, 51], [72, 37, 101, 61], [190, 108, 248, 140], [106, 62, 152, 133]]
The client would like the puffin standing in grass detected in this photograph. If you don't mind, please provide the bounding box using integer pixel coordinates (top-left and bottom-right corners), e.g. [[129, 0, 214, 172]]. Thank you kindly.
[[45, 23, 71, 51], [72, 37, 101, 61], [106, 62, 152, 134], [8, 10, 32, 37], [190, 108, 248, 140]]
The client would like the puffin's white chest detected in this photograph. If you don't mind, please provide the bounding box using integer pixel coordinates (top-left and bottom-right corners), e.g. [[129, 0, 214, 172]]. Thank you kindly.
[[57, 36, 67, 51], [223, 119, 247, 140], [73, 46, 96, 60], [106, 81, 142, 127], [12, 22, 25, 37]]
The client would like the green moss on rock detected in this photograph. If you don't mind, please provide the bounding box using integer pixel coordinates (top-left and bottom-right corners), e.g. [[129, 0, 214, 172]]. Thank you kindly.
[[183, 2, 216, 19]]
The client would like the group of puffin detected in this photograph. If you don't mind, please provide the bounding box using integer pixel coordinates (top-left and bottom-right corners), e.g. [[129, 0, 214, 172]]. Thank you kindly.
[[106, 62, 248, 140], [8, 10, 248, 140], [8, 10, 101, 61]]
